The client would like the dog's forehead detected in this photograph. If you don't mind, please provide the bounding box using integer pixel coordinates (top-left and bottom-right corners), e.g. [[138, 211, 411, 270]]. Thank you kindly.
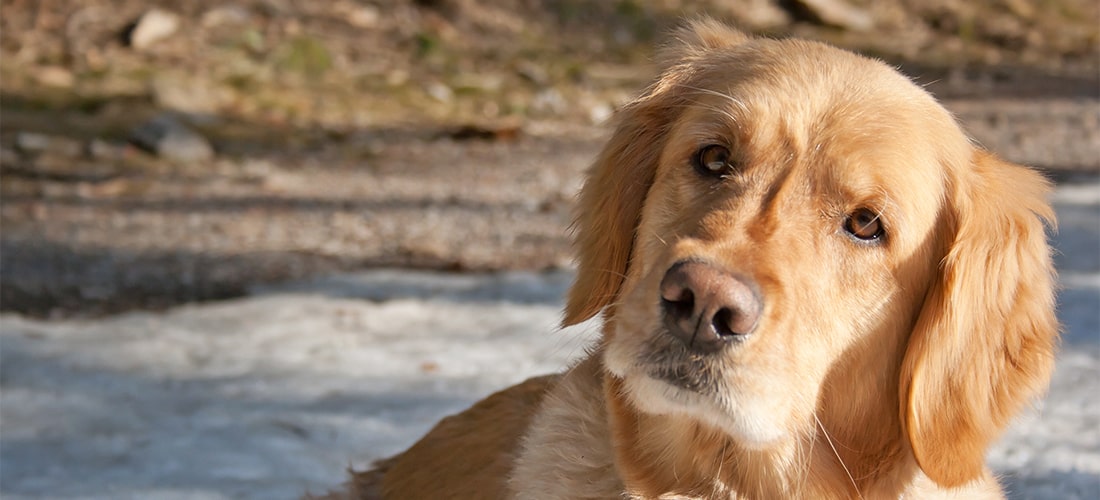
[[677, 42, 966, 186], [684, 40, 952, 138], [695, 39, 923, 106]]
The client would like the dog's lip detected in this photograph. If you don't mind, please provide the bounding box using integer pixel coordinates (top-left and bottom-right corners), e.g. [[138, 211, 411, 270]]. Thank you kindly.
[[647, 364, 714, 394], [638, 339, 724, 394]]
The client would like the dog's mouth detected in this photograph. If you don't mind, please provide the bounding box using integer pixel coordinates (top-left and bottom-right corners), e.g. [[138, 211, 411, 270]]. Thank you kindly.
[[612, 326, 795, 448], [639, 337, 726, 396]]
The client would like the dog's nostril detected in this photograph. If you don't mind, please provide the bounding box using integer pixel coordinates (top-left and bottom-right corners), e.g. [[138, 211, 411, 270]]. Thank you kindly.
[[712, 307, 737, 337], [661, 289, 695, 320], [712, 306, 755, 337]]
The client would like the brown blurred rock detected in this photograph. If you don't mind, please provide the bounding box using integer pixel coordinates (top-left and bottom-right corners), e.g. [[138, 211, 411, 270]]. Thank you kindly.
[[125, 9, 181, 50], [151, 75, 229, 116], [32, 66, 74, 88], [200, 5, 251, 28], [129, 114, 215, 163], [786, 0, 874, 31], [729, 0, 792, 30], [15, 132, 83, 158]]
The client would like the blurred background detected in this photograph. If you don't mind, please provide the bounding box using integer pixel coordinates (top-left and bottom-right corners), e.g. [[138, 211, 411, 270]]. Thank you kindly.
[[1, 1, 1098, 498], [1, 0, 1097, 318]]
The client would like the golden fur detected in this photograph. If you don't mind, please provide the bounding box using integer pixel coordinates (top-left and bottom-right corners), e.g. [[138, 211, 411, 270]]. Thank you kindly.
[[321, 18, 1059, 499]]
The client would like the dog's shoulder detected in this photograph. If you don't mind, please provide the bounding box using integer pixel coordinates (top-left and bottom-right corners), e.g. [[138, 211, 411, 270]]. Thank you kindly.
[[358, 373, 559, 499], [510, 354, 624, 499]]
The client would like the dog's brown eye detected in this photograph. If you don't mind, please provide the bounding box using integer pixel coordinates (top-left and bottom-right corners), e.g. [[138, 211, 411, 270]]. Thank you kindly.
[[693, 144, 734, 178], [844, 209, 884, 242]]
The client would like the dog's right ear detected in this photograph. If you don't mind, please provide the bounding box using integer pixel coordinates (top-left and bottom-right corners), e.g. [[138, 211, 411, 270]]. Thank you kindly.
[[563, 18, 751, 326], [901, 151, 1059, 487], [657, 17, 751, 71]]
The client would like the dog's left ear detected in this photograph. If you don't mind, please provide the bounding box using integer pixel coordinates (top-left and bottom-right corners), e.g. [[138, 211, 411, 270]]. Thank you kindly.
[[563, 18, 751, 326], [901, 151, 1059, 487]]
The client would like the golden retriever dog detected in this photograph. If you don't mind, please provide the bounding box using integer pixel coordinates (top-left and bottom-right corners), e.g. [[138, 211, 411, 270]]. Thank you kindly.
[[323, 18, 1059, 499]]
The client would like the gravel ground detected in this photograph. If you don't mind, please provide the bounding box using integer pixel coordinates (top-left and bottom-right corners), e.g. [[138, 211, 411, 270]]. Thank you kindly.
[[2, 1, 1098, 318], [0, 176, 1096, 499]]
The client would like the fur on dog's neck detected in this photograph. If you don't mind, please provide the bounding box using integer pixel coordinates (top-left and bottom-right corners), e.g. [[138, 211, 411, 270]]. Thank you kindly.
[[604, 372, 917, 499], [600, 310, 922, 500], [510, 340, 995, 500]]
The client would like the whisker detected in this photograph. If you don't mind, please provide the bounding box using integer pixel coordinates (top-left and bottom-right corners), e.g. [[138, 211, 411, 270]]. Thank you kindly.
[[794, 425, 815, 497], [815, 414, 863, 499], [679, 84, 749, 115], [650, 229, 669, 248], [669, 96, 742, 127]]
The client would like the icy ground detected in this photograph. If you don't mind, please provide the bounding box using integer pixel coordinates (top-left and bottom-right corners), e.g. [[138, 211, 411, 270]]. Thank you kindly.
[[1, 176, 1097, 499]]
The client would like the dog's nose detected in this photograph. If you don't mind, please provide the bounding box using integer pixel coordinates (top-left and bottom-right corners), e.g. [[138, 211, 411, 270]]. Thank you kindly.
[[659, 261, 761, 353]]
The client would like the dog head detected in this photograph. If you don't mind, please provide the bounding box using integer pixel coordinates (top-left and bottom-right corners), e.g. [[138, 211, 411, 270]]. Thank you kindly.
[[565, 19, 1058, 490]]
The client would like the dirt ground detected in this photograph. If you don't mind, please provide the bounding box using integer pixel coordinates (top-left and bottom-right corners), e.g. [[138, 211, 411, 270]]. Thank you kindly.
[[1, 0, 1098, 317]]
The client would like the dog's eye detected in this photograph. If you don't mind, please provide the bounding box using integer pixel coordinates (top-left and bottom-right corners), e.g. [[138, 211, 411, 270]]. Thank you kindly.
[[692, 144, 734, 178], [844, 209, 884, 242]]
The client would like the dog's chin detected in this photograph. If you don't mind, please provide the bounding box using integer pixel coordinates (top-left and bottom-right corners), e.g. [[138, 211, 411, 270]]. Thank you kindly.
[[605, 346, 789, 449]]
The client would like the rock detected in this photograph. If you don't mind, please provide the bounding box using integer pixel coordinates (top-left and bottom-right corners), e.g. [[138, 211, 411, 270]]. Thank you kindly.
[[129, 115, 215, 163], [786, 0, 873, 32], [386, 70, 409, 86], [347, 5, 380, 29], [425, 82, 454, 103], [33, 66, 75, 88], [14, 132, 52, 153], [1, 146, 18, 165], [515, 61, 550, 86], [151, 74, 227, 116], [587, 102, 613, 125], [452, 73, 503, 93], [127, 9, 181, 50], [531, 88, 567, 115], [730, 0, 791, 30], [15, 132, 84, 158], [87, 139, 128, 161], [201, 5, 252, 28]]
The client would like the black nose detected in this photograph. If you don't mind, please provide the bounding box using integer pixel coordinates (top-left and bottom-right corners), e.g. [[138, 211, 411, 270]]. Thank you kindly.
[[659, 261, 762, 353]]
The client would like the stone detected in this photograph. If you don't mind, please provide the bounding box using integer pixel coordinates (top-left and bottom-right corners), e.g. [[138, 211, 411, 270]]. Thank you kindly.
[[151, 74, 227, 116], [33, 66, 75, 88], [128, 9, 181, 50], [201, 5, 252, 27], [531, 88, 567, 115], [129, 114, 215, 163], [14, 132, 51, 153], [515, 61, 550, 87], [347, 5, 380, 29], [87, 139, 128, 161], [787, 0, 873, 32], [15, 132, 84, 157], [587, 102, 613, 125], [732, 0, 791, 30], [1, 146, 18, 165], [425, 82, 454, 103]]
